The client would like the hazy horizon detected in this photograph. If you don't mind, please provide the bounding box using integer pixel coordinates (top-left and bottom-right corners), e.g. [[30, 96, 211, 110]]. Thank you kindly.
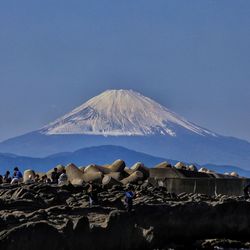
[[0, 1, 249, 142]]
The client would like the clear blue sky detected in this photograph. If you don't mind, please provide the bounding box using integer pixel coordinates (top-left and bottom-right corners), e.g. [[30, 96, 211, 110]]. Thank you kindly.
[[0, 0, 249, 142]]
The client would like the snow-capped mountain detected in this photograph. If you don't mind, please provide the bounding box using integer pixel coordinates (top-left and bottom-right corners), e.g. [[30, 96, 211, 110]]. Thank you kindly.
[[41, 89, 216, 137], [0, 89, 250, 170]]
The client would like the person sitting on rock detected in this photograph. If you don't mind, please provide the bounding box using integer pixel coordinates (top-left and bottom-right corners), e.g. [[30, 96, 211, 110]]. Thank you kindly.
[[41, 174, 51, 183], [11, 167, 23, 184], [58, 169, 68, 186], [87, 181, 99, 207], [34, 174, 40, 182], [3, 171, 11, 183], [51, 168, 60, 184], [125, 186, 136, 212]]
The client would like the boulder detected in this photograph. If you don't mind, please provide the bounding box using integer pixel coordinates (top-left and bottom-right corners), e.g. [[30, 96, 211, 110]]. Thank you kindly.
[[0, 221, 64, 250]]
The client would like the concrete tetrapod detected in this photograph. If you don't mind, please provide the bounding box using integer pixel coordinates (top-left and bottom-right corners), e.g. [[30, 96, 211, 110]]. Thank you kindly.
[[130, 162, 149, 179], [65, 163, 85, 185], [102, 175, 122, 188], [106, 159, 126, 172], [23, 169, 36, 183], [199, 167, 209, 173], [124, 167, 133, 175], [106, 172, 122, 181], [154, 161, 172, 169], [79, 166, 85, 173], [121, 171, 144, 185], [230, 172, 239, 178], [175, 162, 187, 170], [83, 172, 103, 183], [84, 164, 111, 174], [188, 164, 198, 172]]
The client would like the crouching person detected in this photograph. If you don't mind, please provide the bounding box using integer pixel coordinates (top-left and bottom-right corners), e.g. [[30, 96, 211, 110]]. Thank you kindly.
[[11, 167, 23, 184], [58, 169, 68, 186]]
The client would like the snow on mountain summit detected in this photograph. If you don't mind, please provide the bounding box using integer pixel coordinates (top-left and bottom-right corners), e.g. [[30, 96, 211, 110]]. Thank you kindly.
[[40, 89, 216, 137]]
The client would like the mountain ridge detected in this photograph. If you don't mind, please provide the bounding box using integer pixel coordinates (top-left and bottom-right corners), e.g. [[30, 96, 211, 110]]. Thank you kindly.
[[0, 144, 250, 177]]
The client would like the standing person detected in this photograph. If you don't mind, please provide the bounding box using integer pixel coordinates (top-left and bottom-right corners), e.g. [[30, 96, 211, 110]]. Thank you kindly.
[[51, 168, 60, 184], [11, 167, 23, 184], [125, 186, 136, 212], [87, 181, 98, 207], [58, 169, 68, 186], [3, 171, 11, 183], [244, 184, 250, 199]]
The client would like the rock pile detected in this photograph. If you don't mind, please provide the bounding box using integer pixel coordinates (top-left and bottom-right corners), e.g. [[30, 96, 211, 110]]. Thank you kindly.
[[0, 180, 250, 249], [0, 160, 246, 249]]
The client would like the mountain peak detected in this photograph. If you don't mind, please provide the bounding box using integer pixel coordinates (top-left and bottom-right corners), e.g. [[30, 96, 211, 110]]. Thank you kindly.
[[40, 89, 216, 137]]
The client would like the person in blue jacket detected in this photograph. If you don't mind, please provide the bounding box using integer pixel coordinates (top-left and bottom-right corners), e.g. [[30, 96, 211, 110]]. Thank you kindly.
[[11, 167, 23, 184], [125, 186, 136, 212]]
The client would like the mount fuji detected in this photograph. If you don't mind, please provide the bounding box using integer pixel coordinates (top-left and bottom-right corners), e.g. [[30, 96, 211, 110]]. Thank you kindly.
[[41, 89, 216, 137], [0, 89, 250, 169]]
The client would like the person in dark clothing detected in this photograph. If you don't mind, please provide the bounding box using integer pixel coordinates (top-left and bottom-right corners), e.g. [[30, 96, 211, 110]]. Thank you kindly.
[[87, 181, 98, 207], [51, 168, 60, 184], [244, 184, 250, 199], [125, 186, 136, 212], [0, 175, 3, 184], [3, 171, 11, 183]]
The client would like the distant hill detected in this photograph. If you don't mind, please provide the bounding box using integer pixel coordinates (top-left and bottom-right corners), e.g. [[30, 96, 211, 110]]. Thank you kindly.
[[0, 145, 168, 173], [0, 145, 250, 177]]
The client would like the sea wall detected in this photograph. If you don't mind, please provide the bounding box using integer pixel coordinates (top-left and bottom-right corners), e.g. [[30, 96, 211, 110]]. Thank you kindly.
[[149, 169, 250, 196]]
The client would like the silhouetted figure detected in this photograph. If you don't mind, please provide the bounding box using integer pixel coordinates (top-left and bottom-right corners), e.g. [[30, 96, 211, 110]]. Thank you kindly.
[[41, 175, 51, 183], [3, 171, 11, 183], [0, 175, 3, 184], [34, 174, 40, 182], [87, 181, 99, 207], [51, 168, 60, 184], [244, 184, 250, 199]]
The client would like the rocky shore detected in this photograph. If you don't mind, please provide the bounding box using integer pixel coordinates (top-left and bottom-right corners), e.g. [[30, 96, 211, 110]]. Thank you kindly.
[[1, 181, 250, 250]]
